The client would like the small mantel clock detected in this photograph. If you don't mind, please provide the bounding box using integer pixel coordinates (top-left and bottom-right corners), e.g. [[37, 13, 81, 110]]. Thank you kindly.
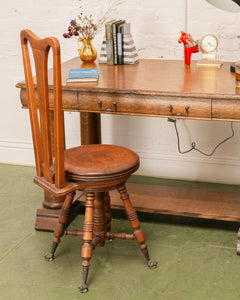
[[197, 34, 222, 67]]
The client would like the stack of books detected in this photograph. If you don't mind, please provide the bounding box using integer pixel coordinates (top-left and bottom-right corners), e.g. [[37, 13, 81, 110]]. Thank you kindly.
[[99, 20, 139, 65]]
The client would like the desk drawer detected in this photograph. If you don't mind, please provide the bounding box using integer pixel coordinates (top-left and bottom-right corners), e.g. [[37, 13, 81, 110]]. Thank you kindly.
[[212, 99, 240, 120], [77, 92, 211, 119], [20, 89, 78, 111]]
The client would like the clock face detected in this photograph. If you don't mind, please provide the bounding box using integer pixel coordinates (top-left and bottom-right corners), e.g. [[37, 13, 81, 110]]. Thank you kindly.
[[200, 34, 218, 53]]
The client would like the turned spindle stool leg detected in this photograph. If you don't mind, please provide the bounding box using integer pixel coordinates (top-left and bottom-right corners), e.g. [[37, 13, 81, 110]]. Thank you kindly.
[[45, 191, 75, 261], [104, 191, 112, 232], [118, 185, 157, 269], [237, 228, 240, 255], [79, 192, 95, 293], [93, 192, 106, 247]]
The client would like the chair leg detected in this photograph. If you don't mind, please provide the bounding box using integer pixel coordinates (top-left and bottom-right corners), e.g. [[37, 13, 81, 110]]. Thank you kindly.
[[45, 191, 75, 261], [92, 192, 107, 248], [79, 192, 95, 293], [104, 191, 112, 232], [118, 185, 157, 269]]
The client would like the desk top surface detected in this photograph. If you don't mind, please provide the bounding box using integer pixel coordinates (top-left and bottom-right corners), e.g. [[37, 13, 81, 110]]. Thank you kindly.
[[17, 58, 240, 99], [62, 58, 239, 99]]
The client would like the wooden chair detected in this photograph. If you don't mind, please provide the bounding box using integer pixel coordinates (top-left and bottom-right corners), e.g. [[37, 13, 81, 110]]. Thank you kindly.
[[20, 29, 157, 293]]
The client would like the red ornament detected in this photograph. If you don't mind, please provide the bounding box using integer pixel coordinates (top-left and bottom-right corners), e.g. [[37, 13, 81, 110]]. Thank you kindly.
[[178, 31, 199, 65]]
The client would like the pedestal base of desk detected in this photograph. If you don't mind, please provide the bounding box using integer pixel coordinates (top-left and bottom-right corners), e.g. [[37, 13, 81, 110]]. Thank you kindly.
[[35, 200, 83, 232], [35, 207, 61, 231]]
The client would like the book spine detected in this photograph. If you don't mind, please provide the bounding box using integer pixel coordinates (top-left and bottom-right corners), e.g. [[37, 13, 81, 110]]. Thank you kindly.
[[112, 22, 118, 65], [105, 22, 114, 65], [117, 27, 123, 65]]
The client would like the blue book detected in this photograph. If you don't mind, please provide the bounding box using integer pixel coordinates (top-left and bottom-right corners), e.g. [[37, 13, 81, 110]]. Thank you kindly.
[[67, 68, 99, 82]]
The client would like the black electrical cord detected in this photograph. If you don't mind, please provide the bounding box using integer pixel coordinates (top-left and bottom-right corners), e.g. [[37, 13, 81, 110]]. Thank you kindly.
[[169, 118, 235, 156]]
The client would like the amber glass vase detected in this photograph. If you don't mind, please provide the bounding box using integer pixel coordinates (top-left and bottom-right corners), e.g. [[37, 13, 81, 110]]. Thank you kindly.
[[77, 38, 97, 63]]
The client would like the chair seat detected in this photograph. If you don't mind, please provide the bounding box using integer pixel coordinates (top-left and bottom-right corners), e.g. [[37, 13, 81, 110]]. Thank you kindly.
[[64, 144, 139, 181]]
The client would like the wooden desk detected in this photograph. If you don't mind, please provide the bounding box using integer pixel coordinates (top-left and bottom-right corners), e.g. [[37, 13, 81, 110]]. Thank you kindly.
[[17, 58, 240, 251]]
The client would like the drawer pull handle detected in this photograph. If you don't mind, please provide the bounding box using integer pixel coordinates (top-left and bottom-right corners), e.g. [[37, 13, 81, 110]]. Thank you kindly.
[[98, 101, 117, 112], [168, 105, 189, 117]]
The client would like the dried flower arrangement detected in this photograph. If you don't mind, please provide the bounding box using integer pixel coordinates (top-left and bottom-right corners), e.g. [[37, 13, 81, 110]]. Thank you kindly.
[[63, 0, 123, 40]]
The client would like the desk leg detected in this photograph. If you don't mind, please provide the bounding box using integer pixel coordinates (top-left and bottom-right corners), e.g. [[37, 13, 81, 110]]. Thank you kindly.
[[80, 112, 101, 144]]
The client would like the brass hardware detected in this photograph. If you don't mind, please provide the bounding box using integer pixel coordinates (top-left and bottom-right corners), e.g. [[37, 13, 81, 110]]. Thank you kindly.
[[98, 101, 102, 109], [168, 105, 189, 117], [98, 101, 117, 112]]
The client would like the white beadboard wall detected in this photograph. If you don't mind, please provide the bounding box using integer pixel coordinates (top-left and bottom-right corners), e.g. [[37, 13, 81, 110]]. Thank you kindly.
[[1, 0, 240, 184]]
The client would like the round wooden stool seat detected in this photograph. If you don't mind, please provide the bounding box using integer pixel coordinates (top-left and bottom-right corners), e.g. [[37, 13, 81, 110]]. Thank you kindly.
[[64, 144, 139, 181]]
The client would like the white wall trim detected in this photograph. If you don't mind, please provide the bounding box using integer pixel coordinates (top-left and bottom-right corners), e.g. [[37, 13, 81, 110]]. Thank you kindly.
[[1, 139, 240, 184], [0, 139, 35, 166], [135, 149, 240, 185], [137, 149, 240, 167]]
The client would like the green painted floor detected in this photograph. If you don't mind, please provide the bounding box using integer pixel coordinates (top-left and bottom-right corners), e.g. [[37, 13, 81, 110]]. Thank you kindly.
[[1, 163, 240, 299]]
